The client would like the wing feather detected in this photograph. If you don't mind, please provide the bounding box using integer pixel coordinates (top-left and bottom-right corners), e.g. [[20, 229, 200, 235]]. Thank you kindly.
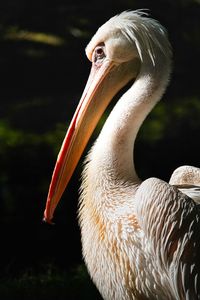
[[135, 177, 200, 298]]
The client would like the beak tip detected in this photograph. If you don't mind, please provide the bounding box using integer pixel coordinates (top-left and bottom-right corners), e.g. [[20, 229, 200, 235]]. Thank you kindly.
[[42, 217, 55, 225], [43, 210, 55, 225]]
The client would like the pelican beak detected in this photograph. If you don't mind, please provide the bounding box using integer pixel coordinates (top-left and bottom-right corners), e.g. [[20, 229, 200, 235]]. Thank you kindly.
[[43, 58, 116, 223], [43, 56, 138, 223]]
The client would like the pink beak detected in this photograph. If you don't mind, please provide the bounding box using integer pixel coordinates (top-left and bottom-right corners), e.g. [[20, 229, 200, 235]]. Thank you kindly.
[[43, 59, 115, 223], [43, 54, 138, 223]]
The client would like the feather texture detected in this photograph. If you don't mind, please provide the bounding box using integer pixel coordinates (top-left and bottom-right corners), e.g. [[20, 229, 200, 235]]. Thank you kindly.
[[77, 11, 200, 299]]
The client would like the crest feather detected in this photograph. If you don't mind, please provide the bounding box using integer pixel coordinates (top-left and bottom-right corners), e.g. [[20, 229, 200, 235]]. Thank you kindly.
[[110, 10, 172, 66]]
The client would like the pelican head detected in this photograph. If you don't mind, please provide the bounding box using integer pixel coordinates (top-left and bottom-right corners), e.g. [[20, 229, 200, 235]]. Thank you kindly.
[[44, 10, 171, 223]]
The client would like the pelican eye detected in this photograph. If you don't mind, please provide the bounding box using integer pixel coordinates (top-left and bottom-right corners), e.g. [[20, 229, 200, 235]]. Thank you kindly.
[[93, 45, 105, 64]]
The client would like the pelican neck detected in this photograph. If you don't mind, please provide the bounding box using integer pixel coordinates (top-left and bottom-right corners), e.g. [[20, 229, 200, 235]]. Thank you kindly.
[[90, 57, 171, 184]]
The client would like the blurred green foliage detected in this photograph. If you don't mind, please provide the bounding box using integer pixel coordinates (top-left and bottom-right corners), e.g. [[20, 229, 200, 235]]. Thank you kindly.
[[0, 264, 101, 300], [0, 0, 200, 298]]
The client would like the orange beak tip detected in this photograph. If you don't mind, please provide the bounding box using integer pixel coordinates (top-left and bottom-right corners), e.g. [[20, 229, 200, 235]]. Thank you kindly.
[[42, 215, 55, 226]]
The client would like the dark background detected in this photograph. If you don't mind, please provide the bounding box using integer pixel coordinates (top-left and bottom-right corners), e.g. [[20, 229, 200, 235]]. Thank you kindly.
[[0, 0, 200, 299]]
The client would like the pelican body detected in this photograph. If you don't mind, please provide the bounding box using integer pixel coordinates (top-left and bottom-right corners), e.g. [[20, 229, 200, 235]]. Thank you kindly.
[[44, 11, 200, 299]]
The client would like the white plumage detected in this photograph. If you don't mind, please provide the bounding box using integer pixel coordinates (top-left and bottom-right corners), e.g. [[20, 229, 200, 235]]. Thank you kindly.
[[44, 10, 200, 299], [170, 165, 200, 203]]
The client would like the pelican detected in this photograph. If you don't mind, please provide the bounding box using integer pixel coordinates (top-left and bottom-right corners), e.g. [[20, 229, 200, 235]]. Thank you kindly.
[[44, 11, 200, 299]]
